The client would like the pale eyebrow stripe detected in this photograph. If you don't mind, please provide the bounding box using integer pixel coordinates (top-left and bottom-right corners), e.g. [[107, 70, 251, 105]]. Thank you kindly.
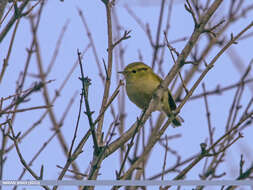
[[137, 67, 148, 71]]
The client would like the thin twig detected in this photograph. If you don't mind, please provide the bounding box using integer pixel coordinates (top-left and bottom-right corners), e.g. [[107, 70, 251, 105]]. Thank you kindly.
[[77, 50, 99, 153], [1, 81, 52, 115], [46, 20, 70, 75], [202, 83, 214, 150], [0, 105, 52, 115], [14, 130, 58, 190], [111, 30, 131, 50], [53, 129, 91, 190], [0, 17, 20, 83], [184, 78, 253, 101], [0, 0, 13, 25], [56, 165, 87, 178], [94, 80, 123, 125], [83, 119, 118, 190], [148, 154, 197, 180], [0, 0, 30, 42], [4, 46, 88, 153], [31, 14, 80, 176], [77, 8, 105, 82], [96, 1, 114, 146], [185, 0, 198, 27], [173, 112, 252, 181], [7, 120, 50, 190], [68, 82, 85, 157], [151, 0, 166, 69], [161, 135, 168, 181], [116, 110, 146, 180], [176, 21, 253, 113]]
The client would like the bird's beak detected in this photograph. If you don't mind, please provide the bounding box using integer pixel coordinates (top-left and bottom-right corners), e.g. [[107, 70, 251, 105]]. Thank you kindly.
[[118, 71, 125, 75]]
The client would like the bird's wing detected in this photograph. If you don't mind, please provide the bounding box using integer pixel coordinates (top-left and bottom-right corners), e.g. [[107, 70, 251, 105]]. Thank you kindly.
[[167, 90, 177, 110], [155, 74, 177, 110]]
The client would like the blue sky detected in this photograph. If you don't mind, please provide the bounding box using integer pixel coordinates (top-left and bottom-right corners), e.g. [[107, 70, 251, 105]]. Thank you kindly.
[[1, 0, 253, 189]]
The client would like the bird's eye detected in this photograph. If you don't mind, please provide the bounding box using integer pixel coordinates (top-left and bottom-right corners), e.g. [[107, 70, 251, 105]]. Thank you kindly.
[[132, 70, 136, 73]]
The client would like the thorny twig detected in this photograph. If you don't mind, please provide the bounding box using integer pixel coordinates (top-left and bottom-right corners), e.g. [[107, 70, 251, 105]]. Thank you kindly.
[[77, 50, 99, 154]]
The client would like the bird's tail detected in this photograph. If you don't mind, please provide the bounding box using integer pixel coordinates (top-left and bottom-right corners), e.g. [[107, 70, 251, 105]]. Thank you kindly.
[[163, 111, 184, 127], [166, 90, 184, 127], [172, 115, 184, 127]]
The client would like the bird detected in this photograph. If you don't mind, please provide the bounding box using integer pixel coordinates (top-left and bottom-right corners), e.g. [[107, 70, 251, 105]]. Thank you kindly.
[[118, 62, 183, 126]]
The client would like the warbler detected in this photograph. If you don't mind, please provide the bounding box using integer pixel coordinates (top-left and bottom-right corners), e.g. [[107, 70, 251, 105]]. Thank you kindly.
[[118, 62, 182, 126]]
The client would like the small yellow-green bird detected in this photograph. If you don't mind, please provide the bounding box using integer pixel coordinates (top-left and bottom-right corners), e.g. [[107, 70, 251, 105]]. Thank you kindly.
[[118, 62, 182, 126]]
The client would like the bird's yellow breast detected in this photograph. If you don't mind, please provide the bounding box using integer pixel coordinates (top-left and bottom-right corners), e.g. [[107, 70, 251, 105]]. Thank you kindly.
[[126, 73, 160, 109]]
